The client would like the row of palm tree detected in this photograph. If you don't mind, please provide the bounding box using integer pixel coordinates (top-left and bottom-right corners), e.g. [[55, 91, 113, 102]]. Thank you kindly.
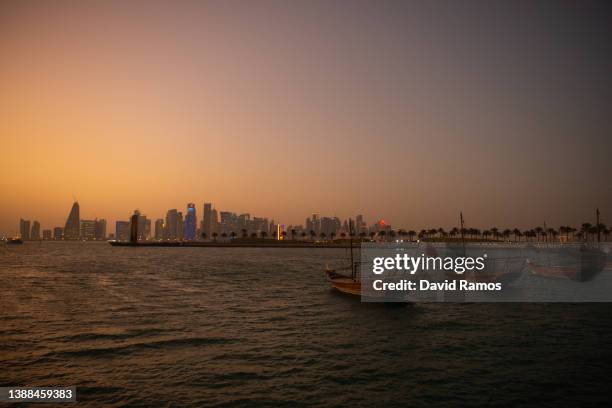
[[200, 223, 610, 242]]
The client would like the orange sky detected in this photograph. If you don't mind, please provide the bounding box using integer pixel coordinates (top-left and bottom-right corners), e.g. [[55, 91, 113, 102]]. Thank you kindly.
[[1, 1, 611, 235]]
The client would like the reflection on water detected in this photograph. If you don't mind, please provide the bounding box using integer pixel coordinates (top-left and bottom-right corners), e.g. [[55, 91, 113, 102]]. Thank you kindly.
[[1, 242, 612, 407]]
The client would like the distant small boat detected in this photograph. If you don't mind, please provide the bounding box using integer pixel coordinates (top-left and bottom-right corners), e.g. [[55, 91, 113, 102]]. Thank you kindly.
[[326, 220, 361, 297], [527, 244, 607, 282], [6, 238, 23, 244], [325, 264, 361, 296]]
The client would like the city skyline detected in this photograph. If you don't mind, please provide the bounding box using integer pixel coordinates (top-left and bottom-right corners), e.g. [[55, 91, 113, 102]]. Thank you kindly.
[[6, 199, 609, 242], [1, 1, 611, 235]]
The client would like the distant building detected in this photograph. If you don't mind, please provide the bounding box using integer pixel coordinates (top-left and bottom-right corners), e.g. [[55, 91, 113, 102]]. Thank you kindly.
[[115, 221, 130, 241], [19, 219, 30, 240], [130, 211, 139, 243], [95, 219, 107, 240], [356, 214, 365, 233], [311, 213, 321, 236], [211, 208, 219, 234], [220, 211, 238, 233], [80, 220, 96, 240], [320, 217, 340, 238], [136, 214, 150, 241], [177, 212, 184, 240], [53, 227, 63, 240], [165, 209, 179, 240], [42, 229, 52, 240], [154, 219, 164, 240], [63, 201, 80, 240], [202, 203, 213, 238], [184, 203, 197, 240], [31, 220, 41, 240]]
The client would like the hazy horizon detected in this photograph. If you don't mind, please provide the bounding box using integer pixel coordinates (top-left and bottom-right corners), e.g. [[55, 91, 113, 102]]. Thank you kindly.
[[1, 0, 611, 235]]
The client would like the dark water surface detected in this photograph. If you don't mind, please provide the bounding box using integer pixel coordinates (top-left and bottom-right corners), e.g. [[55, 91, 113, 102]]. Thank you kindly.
[[1, 242, 611, 407]]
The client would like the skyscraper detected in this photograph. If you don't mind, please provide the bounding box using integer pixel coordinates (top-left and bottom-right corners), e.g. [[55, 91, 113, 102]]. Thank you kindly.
[[115, 221, 130, 241], [63, 201, 80, 240], [311, 213, 321, 236], [95, 219, 107, 240], [31, 220, 40, 240], [136, 214, 150, 241], [53, 227, 63, 240], [177, 212, 184, 240], [154, 219, 164, 240], [184, 203, 197, 240], [42, 229, 52, 240], [19, 219, 30, 240], [202, 203, 212, 238], [80, 220, 96, 240], [130, 210, 139, 243], [165, 209, 178, 240]]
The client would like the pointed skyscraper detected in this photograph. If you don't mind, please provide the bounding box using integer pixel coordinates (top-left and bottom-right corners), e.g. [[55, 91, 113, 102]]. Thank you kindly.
[[63, 201, 80, 240]]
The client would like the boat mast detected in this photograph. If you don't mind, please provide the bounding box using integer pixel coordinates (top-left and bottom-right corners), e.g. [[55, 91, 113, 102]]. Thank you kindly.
[[349, 219, 355, 279], [460, 212, 466, 255], [596, 208, 601, 243]]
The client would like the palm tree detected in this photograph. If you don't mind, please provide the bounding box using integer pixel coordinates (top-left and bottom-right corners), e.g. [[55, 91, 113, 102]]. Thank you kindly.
[[546, 228, 556, 242], [418, 229, 427, 240], [369, 231, 376, 240], [260, 231, 268, 239], [588, 226, 598, 241], [212, 232, 218, 241], [534, 227, 543, 242], [330, 232, 336, 241], [310, 230, 316, 241], [581, 223, 592, 242], [378, 230, 387, 241], [320, 232, 327, 241], [568, 226, 576, 241], [340, 232, 346, 239], [301, 231, 307, 240], [250, 232, 257, 238], [281, 231, 288, 240], [241, 229, 248, 239], [408, 230, 416, 241], [482, 230, 491, 240], [201, 232, 207, 241], [512, 228, 521, 242], [470, 228, 479, 239], [291, 229, 296, 240], [359, 232, 367, 240], [438, 228, 446, 239], [221, 232, 228, 240], [450, 228, 458, 238], [490, 227, 499, 241], [559, 226, 567, 241], [230, 231, 236, 240], [502, 229, 511, 241], [389, 230, 396, 240], [597, 223, 607, 242]]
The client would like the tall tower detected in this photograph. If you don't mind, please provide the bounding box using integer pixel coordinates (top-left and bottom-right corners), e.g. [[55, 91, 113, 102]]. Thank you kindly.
[[31, 221, 41, 240], [184, 203, 197, 240], [130, 210, 139, 243], [63, 202, 80, 240], [165, 209, 178, 240], [19, 219, 31, 240], [202, 203, 212, 238]]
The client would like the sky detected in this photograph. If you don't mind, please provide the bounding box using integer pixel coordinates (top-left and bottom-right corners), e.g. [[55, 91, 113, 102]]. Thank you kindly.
[[1, 0, 611, 235]]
